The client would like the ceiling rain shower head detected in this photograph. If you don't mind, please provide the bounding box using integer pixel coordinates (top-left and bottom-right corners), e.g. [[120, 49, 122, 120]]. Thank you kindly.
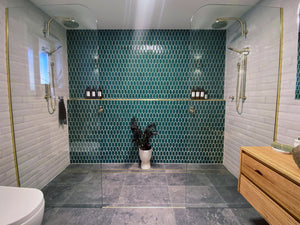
[[215, 17, 247, 37], [211, 20, 227, 29], [63, 19, 79, 28], [43, 17, 78, 37]]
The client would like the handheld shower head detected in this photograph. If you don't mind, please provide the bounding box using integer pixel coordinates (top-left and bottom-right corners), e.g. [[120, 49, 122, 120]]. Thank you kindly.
[[228, 47, 242, 54], [41, 45, 62, 56], [228, 47, 250, 55]]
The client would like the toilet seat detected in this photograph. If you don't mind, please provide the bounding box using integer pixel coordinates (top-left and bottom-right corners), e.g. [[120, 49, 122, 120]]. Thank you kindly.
[[0, 186, 44, 225]]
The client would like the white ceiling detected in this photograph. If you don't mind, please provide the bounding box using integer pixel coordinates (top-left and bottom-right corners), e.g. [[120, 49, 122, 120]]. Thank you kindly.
[[30, 0, 261, 29]]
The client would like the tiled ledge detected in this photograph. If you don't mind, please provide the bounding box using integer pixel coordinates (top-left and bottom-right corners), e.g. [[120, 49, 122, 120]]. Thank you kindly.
[[68, 98, 225, 101]]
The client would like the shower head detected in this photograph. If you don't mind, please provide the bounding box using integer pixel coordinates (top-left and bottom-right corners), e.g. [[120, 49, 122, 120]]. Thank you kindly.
[[228, 46, 250, 55], [42, 45, 62, 56], [43, 17, 76, 38], [216, 17, 247, 37], [228, 47, 242, 54], [211, 20, 228, 29], [63, 19, 79, 28]]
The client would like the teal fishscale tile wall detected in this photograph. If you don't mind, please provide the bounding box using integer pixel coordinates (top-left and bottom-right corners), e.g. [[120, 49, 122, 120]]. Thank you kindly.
[[67, 30, 225, 99], [296, 33, 300, 99], [68, 100, 225, 163], [67, 29, 226, 163]]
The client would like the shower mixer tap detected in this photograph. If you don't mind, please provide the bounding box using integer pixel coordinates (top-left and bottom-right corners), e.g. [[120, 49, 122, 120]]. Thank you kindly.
[[189, 106, 195, 114], [99, 106, 104, 114]]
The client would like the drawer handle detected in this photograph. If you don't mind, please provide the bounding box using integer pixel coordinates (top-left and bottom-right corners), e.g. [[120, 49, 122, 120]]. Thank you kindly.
[[255, 169, 262, 176]]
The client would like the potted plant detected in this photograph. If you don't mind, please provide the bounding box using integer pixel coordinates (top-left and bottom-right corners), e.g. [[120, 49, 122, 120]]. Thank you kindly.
[[130, 117, 157, 169]]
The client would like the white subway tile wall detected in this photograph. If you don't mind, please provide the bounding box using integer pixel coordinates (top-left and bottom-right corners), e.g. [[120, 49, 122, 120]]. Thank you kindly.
[[0, 1, 70, 188], [223, 6, 281, 177], [224, 0, 300, 177]]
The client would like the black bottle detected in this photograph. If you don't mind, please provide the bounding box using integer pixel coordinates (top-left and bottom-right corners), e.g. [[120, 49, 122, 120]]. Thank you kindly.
[[191, 87, 196, 100], [196, 87, 200, 100], [85, 86, 91, 99], [97, 86, 102, 99], [200, 87, 205, 100], [91, 86, 96, 99]]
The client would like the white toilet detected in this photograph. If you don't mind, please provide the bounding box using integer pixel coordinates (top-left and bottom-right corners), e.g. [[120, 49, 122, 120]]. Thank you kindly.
[[0, 186, 45, 225]]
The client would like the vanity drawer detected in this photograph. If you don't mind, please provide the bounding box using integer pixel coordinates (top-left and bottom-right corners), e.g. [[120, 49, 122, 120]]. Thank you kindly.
[[240, 175, 298, 225], [241, 153, 300, 220]]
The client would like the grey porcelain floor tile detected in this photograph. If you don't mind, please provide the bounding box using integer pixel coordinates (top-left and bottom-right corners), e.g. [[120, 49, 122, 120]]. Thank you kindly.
[[149, 163, 166, 169], [164, 164, 186, 170], [127, 163, 141, 170], [186, 186, 225, 205], [43, 208, 115, 225], [215, 186, 251, 207], [68, 183, 102, 205], [50, 172, 90, 185], [206, 174, 238, 186], [102, 163, 132, 170], [173, 208, 188, 225], [187, 164, 225, 170], [42, 207, 61, 225], [102, 185, 123, 205], [188, 169, 231, 175], [185, 208, 240, 225], [168, 186, 186, 204], [128, 163, 165, 170], [186, 174, 212, 186], [110, 208, 177, 225], [167, 173, 187, 186], [231, 208, 268, 225], [66, 164, 102, 171], [84, 172, 102, 186], [102, 172, 127, 189], [118, 185, 170, 206], [42, 184, 74, 205], [125, 173, 168, 186]]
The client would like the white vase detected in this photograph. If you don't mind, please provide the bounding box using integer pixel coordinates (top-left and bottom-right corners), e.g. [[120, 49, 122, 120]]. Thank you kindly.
[[139, 148, 152, 169]]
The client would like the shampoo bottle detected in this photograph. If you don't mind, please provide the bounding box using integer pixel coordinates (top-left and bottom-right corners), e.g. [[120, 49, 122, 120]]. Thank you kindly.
[[91, 86, 96, 99], [196, 87, 200, 100], [85, 86, 91, 99], [200, 87, 205, 100], [191, 87, 196, 100], [97, 86, 102, 99]]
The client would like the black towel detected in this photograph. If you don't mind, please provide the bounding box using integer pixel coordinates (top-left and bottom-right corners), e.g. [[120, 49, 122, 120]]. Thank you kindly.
[[59, 98, 67, 125]]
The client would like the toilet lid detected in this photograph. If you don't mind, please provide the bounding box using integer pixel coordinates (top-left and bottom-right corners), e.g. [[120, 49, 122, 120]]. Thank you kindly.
[[0, 186, 44, 225]]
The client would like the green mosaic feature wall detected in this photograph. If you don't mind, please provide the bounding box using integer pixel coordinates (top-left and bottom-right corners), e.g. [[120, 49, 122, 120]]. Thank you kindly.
[[296, 33, 300, 99], [67, 29, 226, 163], [67, 30, 226, 99], [68, 100, 225, 163]]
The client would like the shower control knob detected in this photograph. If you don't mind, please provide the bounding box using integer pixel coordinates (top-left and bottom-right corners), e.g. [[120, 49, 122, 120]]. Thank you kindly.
[[189, 106, 195, 114], [229, 96, 234, 100], [99, 106, 104, 114]]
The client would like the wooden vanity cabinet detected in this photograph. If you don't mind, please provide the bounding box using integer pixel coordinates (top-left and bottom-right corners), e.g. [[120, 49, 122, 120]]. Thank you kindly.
[[238, 146, 300, 225]]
